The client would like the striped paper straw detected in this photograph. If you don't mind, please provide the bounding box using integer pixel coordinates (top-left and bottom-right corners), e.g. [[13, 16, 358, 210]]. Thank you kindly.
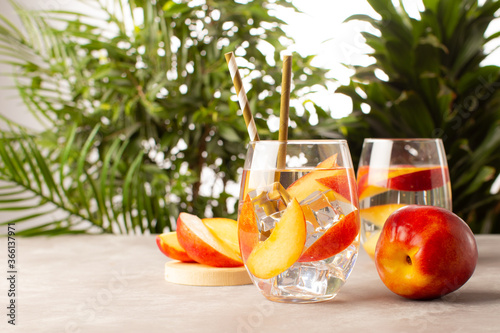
[[225, 52, 260, 142]]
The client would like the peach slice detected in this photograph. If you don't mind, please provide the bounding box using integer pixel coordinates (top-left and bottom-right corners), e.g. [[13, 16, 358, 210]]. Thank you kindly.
[[362, 230, 381, 259], [176, 213, 243, 267], [286, 154, 355, 203], [316, 153, 338, 168], [316, 168, 357, 204], [385, 166, 449, 191], [360, 204, 407, 227], [287, 168, 354, 203], [357, 172, 389, 201], [203, 217, 241, 257], [156, 232, 195, 262], [299, 210, 360, 262], [287, 169, 335, 202], [246, 198, 306, 279], [357, 166, 431, 200], [237, 195, 260, 259]]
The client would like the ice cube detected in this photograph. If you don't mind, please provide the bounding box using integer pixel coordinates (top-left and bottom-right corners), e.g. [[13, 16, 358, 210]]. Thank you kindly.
[[300, 190, 344, 232], [271, 262, 329, 296], [330, 243, 358, 279], [248, 182, 292, 234], [304, 221, 321, 248]]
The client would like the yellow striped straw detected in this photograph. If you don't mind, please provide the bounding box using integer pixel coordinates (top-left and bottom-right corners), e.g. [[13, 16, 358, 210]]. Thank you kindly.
[[225, 52, 260, 142]]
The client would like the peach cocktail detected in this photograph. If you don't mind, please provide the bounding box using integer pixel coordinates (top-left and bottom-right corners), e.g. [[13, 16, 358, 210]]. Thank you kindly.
[[237, 140, 360, 303], [357, 138, 452, 259]]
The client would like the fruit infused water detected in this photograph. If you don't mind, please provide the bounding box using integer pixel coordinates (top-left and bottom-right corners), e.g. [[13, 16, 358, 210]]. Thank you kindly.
[[357, 139, 452, 259], [238, 141, 360, 303]]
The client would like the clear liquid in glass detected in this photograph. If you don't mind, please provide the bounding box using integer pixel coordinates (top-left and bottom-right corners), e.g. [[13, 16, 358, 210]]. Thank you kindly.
[[357, 165, 452, 258], [239, 167, 359, 303]]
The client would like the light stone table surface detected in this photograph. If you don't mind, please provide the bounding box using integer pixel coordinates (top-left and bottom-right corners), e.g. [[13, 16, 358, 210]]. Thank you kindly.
[[1, 234, 499, 333]]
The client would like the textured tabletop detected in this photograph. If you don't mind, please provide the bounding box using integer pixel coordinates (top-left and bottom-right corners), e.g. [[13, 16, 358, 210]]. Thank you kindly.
[[1, 234, 499, 332]]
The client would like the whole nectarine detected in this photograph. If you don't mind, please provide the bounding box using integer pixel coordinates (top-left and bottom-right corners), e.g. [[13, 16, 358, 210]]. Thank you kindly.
[[375, 205, 477, 300]]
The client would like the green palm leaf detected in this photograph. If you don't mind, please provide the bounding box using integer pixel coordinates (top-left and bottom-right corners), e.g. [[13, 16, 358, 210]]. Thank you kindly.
[[340, 0, 500, 233], [0, 0, 337, 236]]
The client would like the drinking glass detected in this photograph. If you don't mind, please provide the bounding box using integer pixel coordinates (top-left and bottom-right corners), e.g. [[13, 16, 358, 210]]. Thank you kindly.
[[357, 138, 452, 259], [237, 140, 360, 303]]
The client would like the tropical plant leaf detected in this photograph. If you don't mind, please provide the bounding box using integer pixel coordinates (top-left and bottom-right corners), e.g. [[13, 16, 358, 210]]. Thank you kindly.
[[339, 0, 500, 233], [0, 0, 337, 235]]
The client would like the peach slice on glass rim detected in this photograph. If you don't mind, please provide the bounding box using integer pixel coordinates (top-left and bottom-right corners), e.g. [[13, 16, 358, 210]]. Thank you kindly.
[[176, 213, 243, 267], [246, 198, 307, 279], [156, 232, 195, 262]]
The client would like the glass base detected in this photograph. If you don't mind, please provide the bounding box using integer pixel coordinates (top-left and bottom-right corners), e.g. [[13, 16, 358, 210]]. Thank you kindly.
[[250, 245, 358, 303], [263, 293, 340, 304]]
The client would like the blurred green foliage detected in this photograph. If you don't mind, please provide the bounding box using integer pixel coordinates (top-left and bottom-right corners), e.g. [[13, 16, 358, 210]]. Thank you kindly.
[[0, 0, 341, 235], [1, 0, 498, 235], [338, 0, 500, 233]]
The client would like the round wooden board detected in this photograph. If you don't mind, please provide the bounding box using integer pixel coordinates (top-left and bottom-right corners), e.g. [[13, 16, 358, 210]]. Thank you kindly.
[[164, 261, 252, 286]]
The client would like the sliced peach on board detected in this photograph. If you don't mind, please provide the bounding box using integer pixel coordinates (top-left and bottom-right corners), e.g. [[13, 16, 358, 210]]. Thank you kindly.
[[298, 210, 360, 262], [237, 195, 260, 259], [360, 204, 407, 227], [156, 232, 195, 262], [203, 217, 241, 258], [176, 213, 243, 267], [362, 230, 381, 259], [246, 198, 306, 279]]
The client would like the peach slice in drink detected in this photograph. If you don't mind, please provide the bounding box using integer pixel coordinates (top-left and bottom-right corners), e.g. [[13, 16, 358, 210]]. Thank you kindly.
[[316, 153, 338, 168], [245, 198, 307, 279], [287, 153, 353, 203], [385, 166, 449, 191], [237, 195, 260, 259], [299, 210, 360, 262], [357, 166, 412, 200], [316, 168, 357, 204], [357, 173, 389, 201], [360, 204, 407, 227], [362, 230, 381, 259], [357, 166, 446, 200], [359, 204, 407, 258], [287, 169, 341, 202]]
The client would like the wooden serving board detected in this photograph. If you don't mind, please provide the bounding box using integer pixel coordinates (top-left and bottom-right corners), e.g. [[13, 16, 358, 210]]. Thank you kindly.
[[164, 261, 252, 286]]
